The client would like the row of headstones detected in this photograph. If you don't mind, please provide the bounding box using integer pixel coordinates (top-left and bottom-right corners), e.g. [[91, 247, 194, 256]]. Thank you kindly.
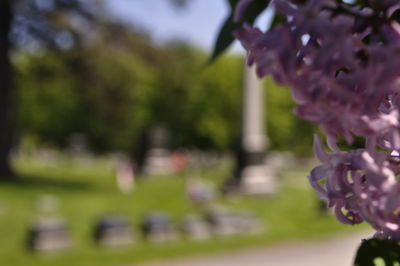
[[27, 210, 264, 253]]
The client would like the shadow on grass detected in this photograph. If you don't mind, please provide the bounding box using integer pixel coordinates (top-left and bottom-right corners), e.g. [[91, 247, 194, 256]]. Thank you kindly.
[[0, 174, 93, 191]]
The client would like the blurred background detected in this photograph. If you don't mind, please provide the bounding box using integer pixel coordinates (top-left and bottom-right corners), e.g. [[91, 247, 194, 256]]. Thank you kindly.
[[0, 1, 365, 265]]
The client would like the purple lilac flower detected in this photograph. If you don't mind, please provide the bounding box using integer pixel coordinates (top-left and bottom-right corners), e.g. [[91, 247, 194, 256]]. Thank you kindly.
[[234, 0, 400, 239]]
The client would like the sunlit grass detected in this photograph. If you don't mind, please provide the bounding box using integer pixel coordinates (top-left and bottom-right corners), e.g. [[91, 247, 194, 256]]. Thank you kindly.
[[0, 155, 366, 266]]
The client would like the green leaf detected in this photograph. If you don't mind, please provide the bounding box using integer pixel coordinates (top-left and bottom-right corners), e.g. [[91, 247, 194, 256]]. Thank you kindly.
[[227, 0, 239, 8], [354, 238, 400, 266], [209, 0, 271, 64]]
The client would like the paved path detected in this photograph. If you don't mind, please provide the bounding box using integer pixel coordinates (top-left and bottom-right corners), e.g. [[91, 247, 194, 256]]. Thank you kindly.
[[139, 230, 372, 266]]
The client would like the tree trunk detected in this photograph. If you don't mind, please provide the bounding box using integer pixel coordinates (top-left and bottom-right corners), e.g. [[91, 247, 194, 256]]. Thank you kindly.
[[0, 1, 16, 180]]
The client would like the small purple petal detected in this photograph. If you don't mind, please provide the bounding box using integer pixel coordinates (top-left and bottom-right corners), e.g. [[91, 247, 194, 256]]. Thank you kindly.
[[313, 135, 329, 163]]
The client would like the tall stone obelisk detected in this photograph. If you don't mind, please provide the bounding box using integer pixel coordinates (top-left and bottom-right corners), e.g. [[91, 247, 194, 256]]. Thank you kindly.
[[224, 64, 277, 195]]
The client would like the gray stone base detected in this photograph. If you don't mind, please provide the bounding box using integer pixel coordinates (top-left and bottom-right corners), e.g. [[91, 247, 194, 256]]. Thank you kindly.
[[239, 165, 277, 195], [142, 149, 173, 175]]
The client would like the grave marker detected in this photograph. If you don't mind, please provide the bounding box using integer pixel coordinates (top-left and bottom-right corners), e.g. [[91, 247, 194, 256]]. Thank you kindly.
[[94, 216, 135, 247], [141, 212, 178, 243]]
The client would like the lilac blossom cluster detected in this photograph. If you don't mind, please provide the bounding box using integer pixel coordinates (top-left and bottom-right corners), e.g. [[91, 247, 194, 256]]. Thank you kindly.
[[234, 0, 400, 239]]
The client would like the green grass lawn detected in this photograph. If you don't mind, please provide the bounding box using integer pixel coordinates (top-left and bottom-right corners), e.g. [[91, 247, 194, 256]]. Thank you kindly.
[[0, 155, 366, 266]]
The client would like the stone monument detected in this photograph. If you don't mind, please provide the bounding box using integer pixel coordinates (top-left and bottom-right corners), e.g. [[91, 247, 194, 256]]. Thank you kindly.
[[115, 157, 135, 193], [93, 216, 135, 247], [224, 65, 277, 195], [26, 195, 72, 252], [141, 212, 178, 243], [205, 209, 238, 237], [186, 177, 215, 205], [136, 125, 173, 176], [181, 215, 211, 241], [205, 208, 264, 237]]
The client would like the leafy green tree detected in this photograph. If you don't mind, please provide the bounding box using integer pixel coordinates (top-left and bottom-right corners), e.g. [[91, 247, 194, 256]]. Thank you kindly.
[[16, 38, 314, 156], [264, 78, 315, 156], [148, 43, 243, 151], [15, 52, 80, 146], [16, 25, 160, 153], [185, 53, 243, 150], [0, 0, 99, 179], [75, 45, 157, 152]]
